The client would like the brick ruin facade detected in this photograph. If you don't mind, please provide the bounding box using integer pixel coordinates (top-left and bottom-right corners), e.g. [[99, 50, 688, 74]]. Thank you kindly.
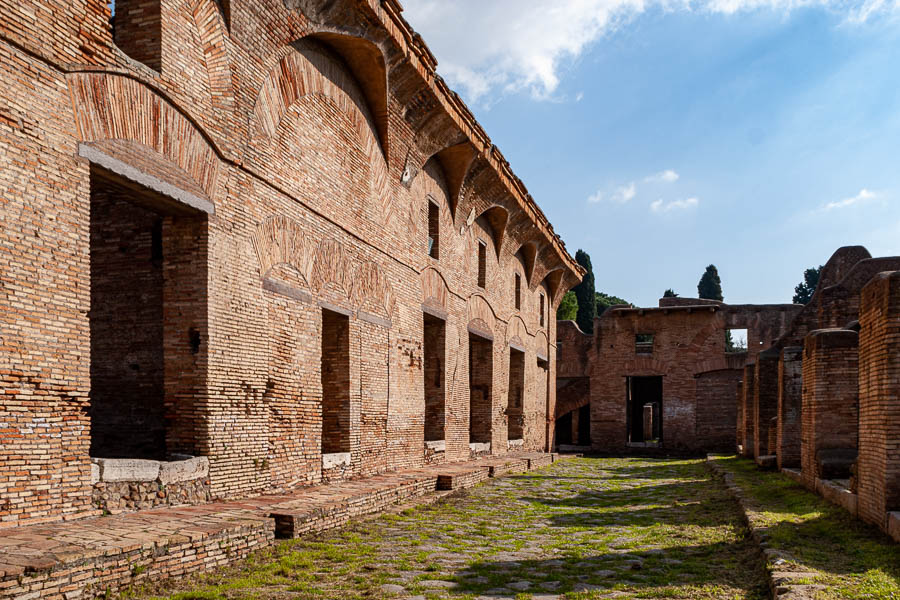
[[0, 0, 584, 528], [557, 298, 800, 453], [729, 247, 900, 540]]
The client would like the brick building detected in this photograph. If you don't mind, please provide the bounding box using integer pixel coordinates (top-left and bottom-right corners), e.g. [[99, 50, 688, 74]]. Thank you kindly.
[[557, 297, 800, 452], [0, 0, 583, 528]]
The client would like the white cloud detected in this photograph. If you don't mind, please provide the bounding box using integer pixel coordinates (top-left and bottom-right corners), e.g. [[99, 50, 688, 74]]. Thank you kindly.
[[616, 182, 637, 203], [823, 188, 876, 210], [645, 169, 680, 183], [401, 0, 899, 103], [586, 181, 637, 204], [650, 197, 699, 213]]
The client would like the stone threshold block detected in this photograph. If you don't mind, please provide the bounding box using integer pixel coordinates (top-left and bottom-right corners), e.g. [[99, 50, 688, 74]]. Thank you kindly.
[[816, 478, 858, 517]]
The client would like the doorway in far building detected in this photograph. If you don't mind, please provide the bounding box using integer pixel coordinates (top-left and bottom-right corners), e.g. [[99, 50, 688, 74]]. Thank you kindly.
[[626, 376, 662, 447]]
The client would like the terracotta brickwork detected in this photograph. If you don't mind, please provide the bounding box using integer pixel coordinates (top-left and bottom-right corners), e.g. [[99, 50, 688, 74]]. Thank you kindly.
[[800, 329, 859, 490], [0, 0, 582, 527], [858, 271, 900, 530], [558, 299, 798, 453], [740, 363, 756, 458], [775, 346, 803, 469], [753, 349, 779, 459]]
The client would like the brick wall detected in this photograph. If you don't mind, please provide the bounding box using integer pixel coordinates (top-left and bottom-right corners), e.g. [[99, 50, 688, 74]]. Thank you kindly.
[[776, 346, 803, 469], [321, 309, 351, 455], [740, 363, 756, 458], [753, 349, 779, 458], [857, 271, 900, 530], [801, 329, 859, 490], [695, 369, 742, 452], [507, 349, 525, 440], [0, 0, 582, 524]]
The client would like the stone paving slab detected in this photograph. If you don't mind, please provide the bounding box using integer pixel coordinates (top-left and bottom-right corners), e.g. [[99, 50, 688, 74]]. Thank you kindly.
[[0, 452, 551, 599]]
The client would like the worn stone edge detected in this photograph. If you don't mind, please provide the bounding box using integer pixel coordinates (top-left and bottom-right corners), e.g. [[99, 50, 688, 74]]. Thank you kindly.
[[705, 455, 827, 600]]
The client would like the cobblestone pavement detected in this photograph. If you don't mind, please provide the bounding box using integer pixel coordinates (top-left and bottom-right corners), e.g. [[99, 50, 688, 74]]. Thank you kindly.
[[136, 457, 768, 599]]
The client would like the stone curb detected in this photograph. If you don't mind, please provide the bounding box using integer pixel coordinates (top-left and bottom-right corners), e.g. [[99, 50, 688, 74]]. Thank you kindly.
[[705, 456, 825, 600]]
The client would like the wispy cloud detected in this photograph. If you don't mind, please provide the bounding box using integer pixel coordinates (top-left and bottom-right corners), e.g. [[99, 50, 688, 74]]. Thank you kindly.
[[651, 197, 700, 213], [402, 0, 899, 103], [823, 188, 876, 210], [588, 181, 637, 204], [644, 169, 680, 183]]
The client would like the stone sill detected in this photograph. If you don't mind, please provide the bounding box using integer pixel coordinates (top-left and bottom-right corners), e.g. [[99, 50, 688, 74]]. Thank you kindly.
[[425, 440, 446, 452], [469, 442, 491, 454], [322, 452, 351, 470], [888, 512, 900, 543], [507, 438, 524, 449], [816, 477, 857, 517], [626, 441, 660, 448], [91, 455, 209, 485]]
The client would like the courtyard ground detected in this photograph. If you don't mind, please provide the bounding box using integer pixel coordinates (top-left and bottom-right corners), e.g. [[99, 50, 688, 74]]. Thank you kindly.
[[129, 457, 769, 600]]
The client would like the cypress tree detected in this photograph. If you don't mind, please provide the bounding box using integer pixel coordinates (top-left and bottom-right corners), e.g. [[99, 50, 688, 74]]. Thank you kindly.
[[697, 264, 724, 301], [573, 249, 597, 333]]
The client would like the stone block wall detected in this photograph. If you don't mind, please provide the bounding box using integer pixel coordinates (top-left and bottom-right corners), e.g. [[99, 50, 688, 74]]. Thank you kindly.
[[776, 346, 803, 469], [801, 329, 859, 490], [857, 271, 900, 530]]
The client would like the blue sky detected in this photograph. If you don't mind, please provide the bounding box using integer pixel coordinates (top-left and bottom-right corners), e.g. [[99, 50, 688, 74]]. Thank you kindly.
[[401, 1, 900, 307]]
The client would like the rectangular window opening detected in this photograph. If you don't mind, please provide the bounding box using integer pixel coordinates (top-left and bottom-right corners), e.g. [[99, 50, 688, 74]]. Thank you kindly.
[[635, 333, 654, 355], [726, 328, 748, 353], [514, 273, 521, 310], [539, 293, 545, 327], [427, 201, 439, 259], [477, 241, 487, 288], [321, 309, 351, 455], [423, 314, 446, 443]]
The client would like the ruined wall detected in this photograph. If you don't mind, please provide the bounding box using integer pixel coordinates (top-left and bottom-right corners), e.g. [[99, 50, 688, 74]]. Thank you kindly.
[[801, 329, 859, 489], [857, 271, 900, 530], [0, 0, 581, 526], [695, 369, 742, 452], [776, 346, 803, 469]]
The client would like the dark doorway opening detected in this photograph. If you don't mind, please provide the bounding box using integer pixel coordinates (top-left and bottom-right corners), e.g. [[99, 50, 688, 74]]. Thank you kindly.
[[626, 376, 663, 446], [555, 411, 573, 445], [507, 348, 525, 442], [88, 170, 207, 460], [468, 333, 493, 445], [321, 309, 351, 455], [423, 314, 445, 443]]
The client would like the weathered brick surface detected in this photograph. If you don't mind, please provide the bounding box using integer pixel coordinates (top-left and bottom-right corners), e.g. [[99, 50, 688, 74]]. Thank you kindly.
[[752, 349, 779, 459], [558, 299, 798, 453], [801, 329, 859, 490], [857, 271, 900, 531], [0, 0, 582, 527], [776, 346, 803, 469], [740, 363, 756, 458]]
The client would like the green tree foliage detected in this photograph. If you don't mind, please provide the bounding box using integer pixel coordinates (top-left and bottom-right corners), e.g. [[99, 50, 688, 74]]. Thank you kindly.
[[663, 288, 679, 298], [596, 291, 629, 316], [697, 264, 724, 301], [573, 250, 597, 333], [793, 265, 823, 304], [556, 291, 578, 321]]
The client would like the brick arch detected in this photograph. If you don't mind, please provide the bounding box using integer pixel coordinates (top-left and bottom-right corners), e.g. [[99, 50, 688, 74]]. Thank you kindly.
[[476, 205, 509, 259], [66, 72, 221, 202], [249, 41, 388, 212], [507, 315, 529, 349], [467, 293, 498, 335], [310, 238, 354, 299], [351, 261, 396, 320], [421, 267, 450, 312], [251, 216, 316, 280], [555, 378, 590, 420]]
